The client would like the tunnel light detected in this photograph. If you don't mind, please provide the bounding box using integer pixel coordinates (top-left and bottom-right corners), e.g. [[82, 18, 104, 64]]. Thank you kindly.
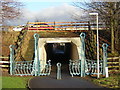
[[60, 43, 65, 46], [46, 41, 71, 43]]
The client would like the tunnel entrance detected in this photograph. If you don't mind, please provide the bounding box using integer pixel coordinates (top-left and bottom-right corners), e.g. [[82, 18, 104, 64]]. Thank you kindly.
[[45, 43, 71, 65], [38, 37, 81, 75]]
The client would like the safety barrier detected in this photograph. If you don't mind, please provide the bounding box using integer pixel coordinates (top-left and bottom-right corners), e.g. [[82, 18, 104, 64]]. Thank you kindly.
[[69, 32, 108, 77], [69, 60, 81, 77], [85, 59, 103, 75], [13, 60, 33, 76], [9, 33, 52, 76]]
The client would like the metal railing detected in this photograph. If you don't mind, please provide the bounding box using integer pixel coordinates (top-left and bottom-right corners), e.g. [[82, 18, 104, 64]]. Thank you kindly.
[[85, 59, 103, 75], [9, 33, 52, 76], [69, 60, 81, 77], [69, 33, 108, 77], [13, 60, 34, 76]]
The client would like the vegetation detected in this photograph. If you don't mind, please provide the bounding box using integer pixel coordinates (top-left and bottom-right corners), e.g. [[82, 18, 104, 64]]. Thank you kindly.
[[1, 0, 24, 27], [73, 1, 120, 54], [92, 74, 120, 88], [2, 76, 32, 88]]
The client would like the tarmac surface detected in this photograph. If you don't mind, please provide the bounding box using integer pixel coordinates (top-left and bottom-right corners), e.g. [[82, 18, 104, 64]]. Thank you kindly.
[[28, 65, 104, 89]]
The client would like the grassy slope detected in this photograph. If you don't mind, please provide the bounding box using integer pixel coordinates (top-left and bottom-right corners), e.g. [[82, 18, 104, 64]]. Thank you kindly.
[[91, 74, 120, 88], [2, 76, 32, 88], [2, 31, 78, 60], [2, 31, 20, 56]]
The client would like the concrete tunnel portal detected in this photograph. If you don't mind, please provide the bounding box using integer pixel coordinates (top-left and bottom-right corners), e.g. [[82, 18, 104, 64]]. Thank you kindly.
[[38, 37, 83, 65]]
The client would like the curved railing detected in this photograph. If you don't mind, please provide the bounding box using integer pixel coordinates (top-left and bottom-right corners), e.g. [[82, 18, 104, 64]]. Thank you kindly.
[[12, 60, 51, 76], [69, 60, 81, 77], [85, 59, 103, 75], [13, 60, 34, 76], [38, 60, 51, 76], [69, 59, 104, 77]]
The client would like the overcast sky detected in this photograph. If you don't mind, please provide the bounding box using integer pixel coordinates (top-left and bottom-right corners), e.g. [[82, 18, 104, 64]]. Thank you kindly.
[[9, 0, 86, 25]]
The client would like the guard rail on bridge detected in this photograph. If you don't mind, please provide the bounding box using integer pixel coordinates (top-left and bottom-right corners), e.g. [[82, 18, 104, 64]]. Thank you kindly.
[[27, 21, 108, 31]]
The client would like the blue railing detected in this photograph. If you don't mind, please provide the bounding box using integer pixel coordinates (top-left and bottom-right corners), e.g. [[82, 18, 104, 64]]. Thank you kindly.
[[9, 33, 52, 76], [69, 60, 81, 77], [69, 32, 108, 77]]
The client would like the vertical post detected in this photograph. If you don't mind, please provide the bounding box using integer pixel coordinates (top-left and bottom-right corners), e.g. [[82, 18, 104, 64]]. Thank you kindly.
[[48, 60, 51, 75], [9, 45, 15, 75], [96, 14, 100, 78], [54, 21, 55, 30], [34, 33, 40, 76], [89, 13, 99, 78], [57, 63, 62, 79], [88, 21, 91, 30], [102, 43, 108, 77], [80, 33, 86, 77], [26, 21, 29, 30]]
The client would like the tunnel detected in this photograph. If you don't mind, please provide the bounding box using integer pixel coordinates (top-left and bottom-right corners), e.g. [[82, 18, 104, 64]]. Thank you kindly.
[[38, 37, 82, 63], [45, 43, 71, 64], [38, 37, 83, 73]]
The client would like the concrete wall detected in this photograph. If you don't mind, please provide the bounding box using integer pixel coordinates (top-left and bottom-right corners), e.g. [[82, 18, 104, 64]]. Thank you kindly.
[[38, 37, 82, 64], [71, 42, 79, 60]]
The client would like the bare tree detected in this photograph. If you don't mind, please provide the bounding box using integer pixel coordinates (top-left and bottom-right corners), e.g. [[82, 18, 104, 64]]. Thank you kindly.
[[73, 1, 120, 54], [0, 0, 24, 26]]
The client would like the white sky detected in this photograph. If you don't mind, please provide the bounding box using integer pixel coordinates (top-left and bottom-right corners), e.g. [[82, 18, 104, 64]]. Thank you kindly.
[[9, 0, 119, 25], [9, 1, 85, 25]]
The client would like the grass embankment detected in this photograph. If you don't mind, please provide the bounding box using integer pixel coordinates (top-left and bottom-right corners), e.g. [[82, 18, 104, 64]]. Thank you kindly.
[[91, 74, 120, 88], [2, 76, 32, 88], [2, 31, 78, 60], [2, 31, 20, 56]]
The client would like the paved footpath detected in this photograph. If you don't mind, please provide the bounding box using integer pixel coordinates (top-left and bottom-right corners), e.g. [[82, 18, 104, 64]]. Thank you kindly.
[[28, 72, 104, 88]]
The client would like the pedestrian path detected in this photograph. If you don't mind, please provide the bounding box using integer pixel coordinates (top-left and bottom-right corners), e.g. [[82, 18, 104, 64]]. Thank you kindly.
[[28, 69, 104, 88]]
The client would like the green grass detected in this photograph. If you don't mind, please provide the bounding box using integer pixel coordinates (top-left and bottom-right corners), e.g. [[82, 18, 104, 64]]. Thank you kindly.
[[2, 76, 32, 88], [92, 74, 120, 88]]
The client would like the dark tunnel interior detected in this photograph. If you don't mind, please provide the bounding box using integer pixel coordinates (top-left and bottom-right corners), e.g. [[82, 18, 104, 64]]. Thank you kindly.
[[45, 43, 71, 65]]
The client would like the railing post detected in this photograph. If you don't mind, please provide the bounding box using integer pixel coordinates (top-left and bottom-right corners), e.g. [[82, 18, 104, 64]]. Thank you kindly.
[[80, 33, 86, 77], [47, 60, 51, 75], [57, 62, 62, 80], [9, 45, 15, 75], [34, 33, 40, 76], [102, 43, 108, 77]]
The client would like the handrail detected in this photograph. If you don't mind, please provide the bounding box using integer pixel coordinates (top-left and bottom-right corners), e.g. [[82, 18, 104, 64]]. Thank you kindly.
[[107, 56, 120, 60], [0, 56, 9, 59]]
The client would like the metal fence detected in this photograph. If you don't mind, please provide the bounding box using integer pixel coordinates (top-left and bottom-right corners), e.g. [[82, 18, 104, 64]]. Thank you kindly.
[[69, 33, 108, 77], [9, 33, 52, 76]]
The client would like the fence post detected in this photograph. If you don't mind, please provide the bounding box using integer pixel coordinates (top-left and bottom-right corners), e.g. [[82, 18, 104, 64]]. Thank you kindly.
[[88, 21, 91, 30], [102, 43, 108, 77], [80, 33, 86, 77], [34, 33, 40, 76], [9, 45, 15, 75]]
